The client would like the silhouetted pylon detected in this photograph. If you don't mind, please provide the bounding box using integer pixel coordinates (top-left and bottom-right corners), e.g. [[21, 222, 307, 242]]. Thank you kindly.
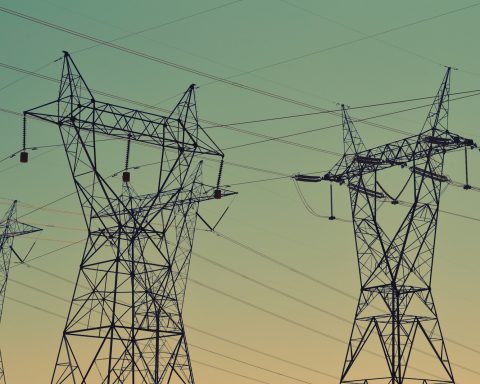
[[315, 68, 476, 383], [24, 51, 235, 384], [0, 200, 42, 383]]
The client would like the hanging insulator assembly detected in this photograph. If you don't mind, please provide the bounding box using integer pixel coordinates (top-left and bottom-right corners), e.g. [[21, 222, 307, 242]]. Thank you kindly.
[[20, 114, 28, 163], [122, 135, 131, 183], [293, 174, 322, 182], [463, 147, 471, 190], [328, 184, 336, 221], [214, 157, 224, 199]]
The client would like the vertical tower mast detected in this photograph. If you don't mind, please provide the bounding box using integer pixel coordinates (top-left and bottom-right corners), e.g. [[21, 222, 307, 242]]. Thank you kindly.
[[0, 201, 42, 384], [24, 52, 235, 384], [315, 69, 476, 383]]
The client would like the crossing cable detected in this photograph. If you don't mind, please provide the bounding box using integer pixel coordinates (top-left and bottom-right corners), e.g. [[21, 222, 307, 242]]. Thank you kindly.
[[201, 1, 480, 81], [24, 234, 470, 378], [6, 266, 443, 380], [201, 88, 480, 129], [186, 325, 335, 377], [153, 1, 480, 132], [10, 279, 338, 379], [4, 61, 480, 128], [278, 0, 446, 70], [2, 155, 480, 228], [3, 296, 283, 384], [0, 1, 245, 95], [4, 187, 480, 361], [7, 220, 480, 375], [0, 106, 317, 175], [6, 285, 317, 384], [0, 5, 439, 136], [223, 90, 480, 150], [10, 231, 480, 377], [3, 62, 480, 155], [70, 0, 245, 55], [211, 230, 480, 356], [7, 276, 337, 382]]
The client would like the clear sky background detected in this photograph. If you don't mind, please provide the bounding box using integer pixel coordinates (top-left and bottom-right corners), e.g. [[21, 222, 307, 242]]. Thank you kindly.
[[1, 0, 480, 383]]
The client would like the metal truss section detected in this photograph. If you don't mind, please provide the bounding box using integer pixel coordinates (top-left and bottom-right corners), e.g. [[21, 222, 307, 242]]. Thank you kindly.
[[320, 68, 476, 384], [24, 51, 235, 384], [0, 201, 42, 383]]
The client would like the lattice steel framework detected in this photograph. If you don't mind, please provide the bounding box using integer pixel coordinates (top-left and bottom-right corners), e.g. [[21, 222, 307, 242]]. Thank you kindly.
[[320, 68, 477, 384], [0, 200, 42, 384], [24, 51, 235, 384]]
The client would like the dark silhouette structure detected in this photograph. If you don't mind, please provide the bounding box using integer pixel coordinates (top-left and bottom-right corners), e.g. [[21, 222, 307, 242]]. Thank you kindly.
[[24, 52, 234, 384], [318, 69, 476, 383], [0, 200, 41, 384]]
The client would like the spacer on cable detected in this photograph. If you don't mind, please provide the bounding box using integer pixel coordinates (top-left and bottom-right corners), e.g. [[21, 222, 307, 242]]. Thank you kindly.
[[20, 151, 28, 163]]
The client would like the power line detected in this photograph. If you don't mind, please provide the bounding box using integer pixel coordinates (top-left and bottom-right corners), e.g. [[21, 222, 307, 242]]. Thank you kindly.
[[186, 325, 335, 377], [192, 250, 350, 324], [3, 295, 297, 384], [11, 267, 338, 379], [211, 230, 480, 358], [147, 1, 480, 135], [211, 1, 480, 79], [0, 107, 297, 190], [9, 226, 480, 376], [3, 61, 479, 156], [188, 276, 479, 377], [13, 231, 480, 376], [191, 244, 480, 375], [224, 90, 480, 150], [7, 263, 443, 380], [278, 0, 446, 69], [0, 6, 420, 137], [0, 0, 245, 95], [10, 276, 320, 384], [71, 0, 245, 55], [2, 152, 479, 227], [191, 359, 276, 384], [0, 97, 336, 156], [189, 344, 315, 384], [9, 271, 339, 381], [202, 88, 480, 129]]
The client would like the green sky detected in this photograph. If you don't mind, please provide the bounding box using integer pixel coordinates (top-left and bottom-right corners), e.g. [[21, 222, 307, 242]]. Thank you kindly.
[[1, 0, 480, 383]]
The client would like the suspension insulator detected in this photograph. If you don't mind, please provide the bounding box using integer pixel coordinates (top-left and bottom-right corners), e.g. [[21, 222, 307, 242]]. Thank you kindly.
[[328, 183, 335, 220], [20, 151, 28, 163], [21, 114, 28, 163], [123, 135, 132, 183], [214, 157, 224, 199]]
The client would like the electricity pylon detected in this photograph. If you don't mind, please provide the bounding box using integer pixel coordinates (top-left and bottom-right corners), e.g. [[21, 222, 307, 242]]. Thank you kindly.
[[316, 68, 476, 383], [0, 200, 42, 383], [24, 51, 235, 383]]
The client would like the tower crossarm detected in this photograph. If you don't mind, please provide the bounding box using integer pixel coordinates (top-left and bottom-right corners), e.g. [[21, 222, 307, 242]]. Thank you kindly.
[[92, 184, 235, 219], [322, 129, 476, 183], [24, 51, 224, 158], [24, 98, 223, 157]]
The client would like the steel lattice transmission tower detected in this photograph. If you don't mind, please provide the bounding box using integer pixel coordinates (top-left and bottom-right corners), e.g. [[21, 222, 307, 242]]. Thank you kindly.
[[317, 68, 477, 383], [0, 200, 42, 384], [23, 51, 235, 384]]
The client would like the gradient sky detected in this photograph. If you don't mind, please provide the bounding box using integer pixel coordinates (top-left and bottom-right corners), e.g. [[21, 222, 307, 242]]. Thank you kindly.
[[1, 0, 480, 383]]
